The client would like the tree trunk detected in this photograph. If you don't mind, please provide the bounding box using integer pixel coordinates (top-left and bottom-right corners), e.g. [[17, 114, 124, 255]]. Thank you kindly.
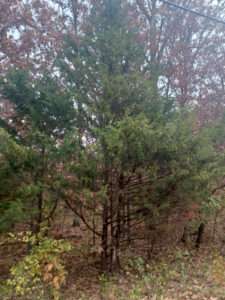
[[101, 201, 109, 270], [195, 223, 205, 249]]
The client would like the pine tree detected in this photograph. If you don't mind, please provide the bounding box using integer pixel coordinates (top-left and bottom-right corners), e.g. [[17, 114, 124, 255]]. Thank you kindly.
[[0, 70, 77, 233], [1, 0, 225, 271], [57, 0, 225, 269]]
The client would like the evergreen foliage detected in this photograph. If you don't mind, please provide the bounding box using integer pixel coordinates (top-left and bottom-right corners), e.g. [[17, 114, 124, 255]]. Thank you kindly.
[[0, 0, 225, 272]]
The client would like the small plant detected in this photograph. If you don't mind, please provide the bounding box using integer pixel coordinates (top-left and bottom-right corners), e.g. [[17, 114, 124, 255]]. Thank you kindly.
[[128, 256, 146, 275], [129, 284, 143, 300], [4, 231, 72, 300], [99, 273, 112, 299], [211, 253, 225, 284]]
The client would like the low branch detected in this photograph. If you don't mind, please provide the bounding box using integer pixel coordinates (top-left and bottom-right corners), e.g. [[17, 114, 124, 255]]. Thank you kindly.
[[64, 198, 101, 237]]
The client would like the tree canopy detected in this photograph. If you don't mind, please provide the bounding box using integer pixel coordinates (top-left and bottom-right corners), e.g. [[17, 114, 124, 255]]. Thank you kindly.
[[1, 0, 225, 276]]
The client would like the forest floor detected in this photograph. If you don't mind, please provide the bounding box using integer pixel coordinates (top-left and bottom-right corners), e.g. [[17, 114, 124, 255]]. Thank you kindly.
[[62, 245, 225, 300], [1, 241, 225, 299]]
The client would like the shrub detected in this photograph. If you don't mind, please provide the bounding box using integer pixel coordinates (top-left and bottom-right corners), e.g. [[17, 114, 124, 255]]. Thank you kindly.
[[4, 231, 72, 300]]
